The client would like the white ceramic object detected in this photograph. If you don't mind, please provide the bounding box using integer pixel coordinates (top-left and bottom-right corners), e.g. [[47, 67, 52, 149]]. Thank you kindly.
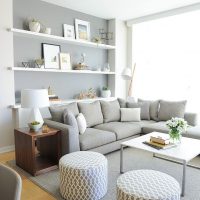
[[29, 21, 41, 33], [101, 90, 111, 98], [44, 27, 51, 34]]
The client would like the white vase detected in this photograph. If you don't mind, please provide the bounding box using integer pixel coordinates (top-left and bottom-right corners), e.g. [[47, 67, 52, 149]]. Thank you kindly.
[[101, 90, 111, 98], [44, 27, 51, 35], [29, 21, 41, 32]]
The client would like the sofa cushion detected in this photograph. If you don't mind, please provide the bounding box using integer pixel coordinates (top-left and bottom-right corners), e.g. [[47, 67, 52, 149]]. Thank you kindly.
[[158, 100, 187, 121], [142, 121, 169, 134], [120, 108, 141, 122], [127, 120, 157, 128], [127, 102, 150, 120], [78, 101, 103, 127], [138, 98, 159, 121], [101, 100, 121, 122], [118, 98, 127, 108], [79, 128, 116, 150], [182, 126, 200, 139], [76, 113, 87, 134], [63, 110, 79, 132], [49, 102, 79, 123], [94, 122, 141, 140]]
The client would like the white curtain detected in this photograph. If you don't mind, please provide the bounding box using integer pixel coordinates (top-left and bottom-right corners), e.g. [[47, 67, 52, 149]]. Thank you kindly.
[[132, 10, 200, 112]]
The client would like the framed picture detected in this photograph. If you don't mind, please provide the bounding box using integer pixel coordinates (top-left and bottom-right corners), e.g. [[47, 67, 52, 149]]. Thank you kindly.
[[63, 24, 75, 39], [42, 43, 61, 69], [59, 53, 72, 70], [75, 19, 90, 41]]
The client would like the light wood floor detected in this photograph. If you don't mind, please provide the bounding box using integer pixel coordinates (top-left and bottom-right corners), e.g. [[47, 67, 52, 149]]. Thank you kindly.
[[0, 151, 55, 200]]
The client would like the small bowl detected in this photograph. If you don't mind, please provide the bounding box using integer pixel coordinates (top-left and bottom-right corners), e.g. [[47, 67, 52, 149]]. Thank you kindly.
[[28, 123, 42, 132]]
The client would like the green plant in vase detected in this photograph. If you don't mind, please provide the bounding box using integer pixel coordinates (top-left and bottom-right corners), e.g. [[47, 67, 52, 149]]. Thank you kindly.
[[166, 117, 188, 144]]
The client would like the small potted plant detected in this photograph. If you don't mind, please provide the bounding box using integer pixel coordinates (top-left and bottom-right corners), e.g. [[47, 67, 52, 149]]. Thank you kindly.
[[101, 86, 111, 98], [28, 121, 42, 132], [29, 19, 41, 33]]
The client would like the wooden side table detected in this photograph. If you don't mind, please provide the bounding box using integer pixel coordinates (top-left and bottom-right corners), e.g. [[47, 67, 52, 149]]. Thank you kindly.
[[14, 127, 61, 176]]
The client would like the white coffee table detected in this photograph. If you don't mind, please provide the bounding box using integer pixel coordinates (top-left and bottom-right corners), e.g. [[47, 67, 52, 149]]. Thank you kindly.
[[120, 132, 200, 197]]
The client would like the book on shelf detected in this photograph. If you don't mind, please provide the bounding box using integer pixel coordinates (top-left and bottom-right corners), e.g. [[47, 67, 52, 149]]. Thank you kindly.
[[143, 140, 176, 150]]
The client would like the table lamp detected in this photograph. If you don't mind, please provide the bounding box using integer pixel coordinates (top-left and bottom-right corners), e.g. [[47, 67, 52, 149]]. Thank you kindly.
[[21, 89, 49, 129]]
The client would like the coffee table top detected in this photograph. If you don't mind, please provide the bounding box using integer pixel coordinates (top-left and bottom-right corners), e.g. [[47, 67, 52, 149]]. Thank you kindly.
[[122, 132, 200, 162]]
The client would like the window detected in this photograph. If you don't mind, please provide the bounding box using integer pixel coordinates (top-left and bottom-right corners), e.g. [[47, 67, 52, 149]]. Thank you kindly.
[[132, 10, 200, 112]]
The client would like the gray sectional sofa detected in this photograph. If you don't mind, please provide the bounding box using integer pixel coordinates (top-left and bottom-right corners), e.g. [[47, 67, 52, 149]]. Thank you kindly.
[[44, 98, 199, 156]]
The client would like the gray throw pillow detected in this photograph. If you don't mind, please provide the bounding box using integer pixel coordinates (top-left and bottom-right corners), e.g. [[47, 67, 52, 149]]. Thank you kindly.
[[138, 98, 160, 121], [49, 102, 79, 123], [118, 98, 127, 108], [100, 100, 121, 122], [78, 101, 103, 127], [127, 102, 150, 120], [158, 100, 187, 121], [63, 109, 78, 132]]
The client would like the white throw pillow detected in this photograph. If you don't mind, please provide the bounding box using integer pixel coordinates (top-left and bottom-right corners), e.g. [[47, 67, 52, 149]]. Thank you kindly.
[[120, 108, 141, 122], [76, 113, 87, 134]]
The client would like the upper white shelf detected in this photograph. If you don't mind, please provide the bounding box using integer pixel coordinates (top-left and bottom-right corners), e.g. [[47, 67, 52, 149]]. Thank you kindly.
[[8, 67, 116, 75], [9, 28, 116, 50]]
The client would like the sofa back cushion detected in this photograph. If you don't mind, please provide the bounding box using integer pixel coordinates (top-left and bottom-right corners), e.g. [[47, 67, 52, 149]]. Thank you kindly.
[[118, 98, 127, 108], [49, 102, 79, 123], [127, 102, 150, 120], [101, 100, 121, 122], [120, 108, 141, 122], [78, 101, 103, 127], [158, 100, 187, 121], [138, 98, 160, 121], [63, 109, 79, 132]]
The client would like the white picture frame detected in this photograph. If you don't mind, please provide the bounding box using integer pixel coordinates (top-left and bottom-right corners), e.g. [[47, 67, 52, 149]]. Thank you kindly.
[[75, 19, 90, 41], [42, 43, 60, 69], [59, 53, 72, 70], [63, 24, 75, 39]]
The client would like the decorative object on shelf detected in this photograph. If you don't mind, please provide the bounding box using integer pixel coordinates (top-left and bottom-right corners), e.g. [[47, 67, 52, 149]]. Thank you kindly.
[[44, 27, 51, 35], [48, 86, 54, 96], [102, 63, 110, 72], [59, 53, 71, 70], [99, 28, 113, 41], [63, 24, 75, 39], [92, 36, 102, 44], [101, 86, 111, 98], [22, 61, 34, 68], [166, 117, 188, 144], [76, 88, 97, 100], [21, 89, 49, 130], [122, 63, 136, 97], [35, 59, 44, 68], [74, 53, 87, 70], [75, 19, 90, 41], [29, 121, 41, 132], [29, 19, 41, 33], [42, 43, 61, 69]]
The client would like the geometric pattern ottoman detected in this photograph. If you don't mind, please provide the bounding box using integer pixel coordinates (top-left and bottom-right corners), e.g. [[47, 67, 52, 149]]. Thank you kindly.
[[59, 151, 108, 200], [117, 170, 181, 200]]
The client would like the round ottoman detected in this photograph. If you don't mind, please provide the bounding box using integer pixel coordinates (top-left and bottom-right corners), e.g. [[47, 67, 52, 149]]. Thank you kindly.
[[117, 170, 181, 200], [59, 151, 108, 200]]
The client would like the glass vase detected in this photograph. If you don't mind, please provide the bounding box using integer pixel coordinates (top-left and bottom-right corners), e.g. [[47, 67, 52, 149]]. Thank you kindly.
[[169, 129, 182, 144]]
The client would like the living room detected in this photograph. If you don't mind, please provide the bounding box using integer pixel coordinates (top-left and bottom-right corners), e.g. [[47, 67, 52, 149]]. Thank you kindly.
[[1, 0, 200, 199]]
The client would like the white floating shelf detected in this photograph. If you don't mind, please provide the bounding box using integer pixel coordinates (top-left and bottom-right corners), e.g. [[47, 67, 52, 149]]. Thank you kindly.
[[9, 28, 116, 50], [8, 67, 116, 75]]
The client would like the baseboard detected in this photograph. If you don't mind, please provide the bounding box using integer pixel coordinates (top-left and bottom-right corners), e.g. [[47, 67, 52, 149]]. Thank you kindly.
[[0, 145, 15, 153]]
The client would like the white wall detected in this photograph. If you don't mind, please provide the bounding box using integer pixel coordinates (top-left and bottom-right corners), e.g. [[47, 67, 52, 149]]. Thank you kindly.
[[0, 0, 15, 153]]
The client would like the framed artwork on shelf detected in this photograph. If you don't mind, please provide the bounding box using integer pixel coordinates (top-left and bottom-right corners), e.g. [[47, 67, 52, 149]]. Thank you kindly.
[[59, 53, 72, 70], [42, 43, 61, 69], [75, 19, 90, 41], [63, 24, 75, 39]]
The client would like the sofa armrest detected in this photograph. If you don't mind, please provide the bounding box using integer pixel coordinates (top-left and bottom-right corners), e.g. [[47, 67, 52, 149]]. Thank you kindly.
[[184, 112, 198, 126], [44, 118, 80, 155]]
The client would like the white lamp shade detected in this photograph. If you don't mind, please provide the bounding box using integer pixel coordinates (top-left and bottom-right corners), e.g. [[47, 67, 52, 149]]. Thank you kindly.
[[122, 68, 132, 80], [21, 89, 49, 108]]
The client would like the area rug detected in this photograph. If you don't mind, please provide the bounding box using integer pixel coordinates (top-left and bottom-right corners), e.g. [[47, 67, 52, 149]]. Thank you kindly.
[[7, 148, 200, 200]]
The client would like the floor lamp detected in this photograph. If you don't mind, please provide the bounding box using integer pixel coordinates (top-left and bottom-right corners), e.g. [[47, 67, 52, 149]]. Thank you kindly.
[[122, 63, 136, 98]]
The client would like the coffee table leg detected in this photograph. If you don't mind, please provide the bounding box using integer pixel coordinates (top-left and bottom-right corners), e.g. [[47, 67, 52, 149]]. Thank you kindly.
[[181, 160, 187, 197], [120, 145, 124, 174]]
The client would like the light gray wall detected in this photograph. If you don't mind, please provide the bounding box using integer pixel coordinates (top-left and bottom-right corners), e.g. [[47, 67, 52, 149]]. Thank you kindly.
[[13, 0, 108, 100]]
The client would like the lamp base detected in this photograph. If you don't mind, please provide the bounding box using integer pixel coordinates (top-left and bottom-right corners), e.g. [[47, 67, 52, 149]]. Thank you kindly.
[[28, 108, 44, 125]]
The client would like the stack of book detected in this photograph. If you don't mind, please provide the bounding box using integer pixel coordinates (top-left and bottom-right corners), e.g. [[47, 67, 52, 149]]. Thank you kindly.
[[143, 135, 176, 150], [48, 94, 61, 102]]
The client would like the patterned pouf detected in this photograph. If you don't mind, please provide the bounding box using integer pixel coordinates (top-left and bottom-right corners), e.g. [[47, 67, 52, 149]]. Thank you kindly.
[[59, 151, 108, 200], [117, 170, 181, 200]]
